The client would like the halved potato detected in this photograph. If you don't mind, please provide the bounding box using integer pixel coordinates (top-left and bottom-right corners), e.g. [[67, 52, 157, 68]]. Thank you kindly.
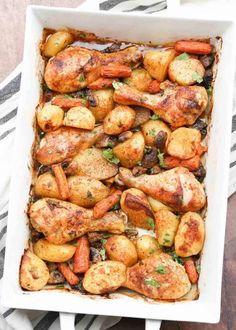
[[143, 49, 176, 81], [113, 132, 145, 168], [34, 239, 76, 262], [136, 235, 161, 260], [175, 212, 205, 257], [83, 261, 126, 294], [63, 106, 95, 130], [124, 68, 152, 92], [103, 105, 136, 135], [43, 31, 73, 57], [37, 105, 64, 132], [155, 209, 180, 247], [89, 89, 114, 121], [34, 172, 60, 199], [168, 57, 205, 86], [141, 120, 171, 147], [132, 107, 151, 128], [20, 249, 49, 291]]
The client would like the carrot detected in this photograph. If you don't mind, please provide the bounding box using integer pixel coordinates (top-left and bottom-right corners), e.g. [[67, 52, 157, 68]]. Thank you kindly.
[[164, 155, 200, 171], [196, 144, 207, 156], [93, 190, 122, 219], [100, 65, 132, 78], [51, 95, 88, 108], [88, 78, 115, 90], [174, 40, 212, 55], [58, 262, 79, 286], [184, 259, 199, 284], [148, 80, 161, 94], [52, 164, 70, 200], [73, 236, 90, 273]]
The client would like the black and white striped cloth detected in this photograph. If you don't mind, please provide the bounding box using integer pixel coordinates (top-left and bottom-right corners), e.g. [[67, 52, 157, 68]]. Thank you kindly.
[[1, 0, 236, 329]]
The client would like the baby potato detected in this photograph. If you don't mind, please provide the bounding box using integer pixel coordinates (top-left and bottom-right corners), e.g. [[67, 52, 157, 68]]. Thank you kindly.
[[136, 235, 162, 260], [34, 239, 76, 262], [124, 68, 152, 92], [68, 175, 110, 207], [132, 107, 150, 128], [168, 57, 205, 86], [147, 196, 173, 212], [120, 188, 154, 229], [34, 172, 60, 199], [141, 119, 171, 146], [83, 261, 126, 294], [37, 104, 64, 132], [20, 249, 49, 291], [167, 127, 201, 159], [113, 132, 145, 168], [63, 106, 95, 130], [105, 235, 138, 266], [143, 49, 176, 81], [43, 31, 73, 57], [175, 212, 205, 257], [103, 105, 136, 135], [89, 89, 114, 121], [155, 209, 180, 247]]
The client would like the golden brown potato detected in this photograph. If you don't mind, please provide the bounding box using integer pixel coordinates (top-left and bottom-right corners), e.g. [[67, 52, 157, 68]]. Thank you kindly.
[[20, 249, 49, 291], [34, 172, 60, 199], [105, 235, 138, 266], [132, 106, 151, 128], [120, 188, 154, 229], [89, 89, 114, 121], [155, 209, 180, 247], [113, 132, 145, 168], [103, 105, 136, 135], [143, 49, 176, 81], [168, 57, 205, 86], [43, 31, 73, 57], [147, 196, 173, 212], [175, 212, 205, 257], [63, 106, 95, 130], [167, 127, 201, 159], [83, 261, 126, 294], [141, 119, 171, 146], [67, 147, 118, 180], [136, 235, 162, 260], [68, 175, 110, 207], [36, 105, 64, 132], [33, 239, 76, 262], [124, 68, 152, 92]]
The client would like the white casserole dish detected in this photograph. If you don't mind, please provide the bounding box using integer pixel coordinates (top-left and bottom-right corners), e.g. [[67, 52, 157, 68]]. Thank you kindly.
[[1, 5, 235, 324]]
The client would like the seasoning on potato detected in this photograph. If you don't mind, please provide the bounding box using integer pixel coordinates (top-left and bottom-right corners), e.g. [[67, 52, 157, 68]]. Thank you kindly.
[[136, 235, 162, 260], [155, 209, 180, 247], [37, 104, 64, 132], [103, 105, 136, 135], [63, 106, 96, 130], [43, 31, 73, 57]]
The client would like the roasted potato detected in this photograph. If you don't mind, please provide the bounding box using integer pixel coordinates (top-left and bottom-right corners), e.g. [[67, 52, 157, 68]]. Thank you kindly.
[[168, 57, 205, 86], [43, 31, 73, 57], [105, 235, 138, 266], [120, 188, 154, 229], [20, 249, 49, 291], [113, 132, 145, 168], [63, 106, 95, 130], [83, 261, 126, 294], [89, 89, 114, 121], [167, 127, 201, 159], [34, 172, 60, 199], [143, 49, 176, 81], [124, 68, 152, 92], [67, 147, 118, 180], [68, 175, 110, 207], [155, 209, 180, 247], [132, 106, 151, 128], [136, 235, 162, 260], [147, 196, 173, 212], [36, 105, 64, 132], [141, 120, 171, 147], [175, 212, 205, 257], [34, 239, 76, 262], [103, 105, 136, 135]]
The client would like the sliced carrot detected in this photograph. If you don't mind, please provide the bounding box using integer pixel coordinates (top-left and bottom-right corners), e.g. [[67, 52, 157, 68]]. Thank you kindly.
[[164, 155, 200, 171], [73, 236, 90, 273], [88, 78, 115, 90], [51, 95, 88, 108], [93, 190, 122, 219], [52, 164, 70, 200], [175, 40, 212, 55], [196, 144, 207, 156], [58, 262, 79, 286], [100, 65, 132, 78], [184, 259, 199, 284], [148, 80, 161, 94]]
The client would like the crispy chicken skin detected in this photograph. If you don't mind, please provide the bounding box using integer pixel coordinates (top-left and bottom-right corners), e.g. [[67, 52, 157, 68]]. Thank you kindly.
[[119, 167, 206, 212], [124, 253, 191, 299], [29, 198, 125, 244], [44, 46, 142, 93], [113, 83, 208, 127]]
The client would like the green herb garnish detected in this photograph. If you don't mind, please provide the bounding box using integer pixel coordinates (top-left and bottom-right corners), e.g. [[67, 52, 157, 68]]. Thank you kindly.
[[196, 264, 201, 274], [81, 99, 87, 105], [112, 202, 120, 211], [132, 127, 140, 132], [156, 265, 167, 274], [56, 284, 64, 288], [79, 74, 85, 82], [101, 239, 107, 246], [62, 94, 72, 99], [150, 114, 160, 120], [144, 278, 160, 288], [149, 128, 156, 137], [149, 249, 155, 254], [192, 71, 203, 84], [108, 142, 114, 148], [176, 52, 189, 61], [146, 218, 155, 230], [207, 86, 213, 96], [157, 149, 168, 169], [102, 148, 120, 164], [99, 248, 106, 261], [112, 80, 122, 90], [171, 251, 184, 265], [136, 160, 142, 166]]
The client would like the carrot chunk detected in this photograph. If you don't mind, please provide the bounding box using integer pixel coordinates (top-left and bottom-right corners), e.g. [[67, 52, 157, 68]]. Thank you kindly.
[[148, 80, 161, 94], [51, 95, 88, 108], [164, 155, 200, 171], [52, 164, 70, 200], [101, 65, 132, 78], [175, 40, 212, 55], [88, 78, 115, 90], [73, 236, 90, 273], [58, 262, 79, 286], [184, 259, 199, 284], [196, 144, 207, 156], [93, 190, 122, 219]]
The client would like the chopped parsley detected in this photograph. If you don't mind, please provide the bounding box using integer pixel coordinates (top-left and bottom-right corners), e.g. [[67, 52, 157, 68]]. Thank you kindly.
[[149, 249, 155, 254], [79, 74, 85, 82], [149, 128, 156, 137], [192, 71, 203, 84], [99, 248, 106, 261], [112, 80, 122, 90], [62, 94, 72, 99], [101, 239, 107, 245], [146, 218, 155, 230], [112, 202, 120, 211], [163, 233, 171, 245], [108, 141, 114, 148], [136, 160, 142, 166], [102, 148, 120, 165], [157, 149, 168, 169], [56, 284, 64, 288], [171, 251, 184, 265], [144, 278, 160, 288], [150, 114, 160, 120], [156, 265, 167, 274], [196, 264, 201, 274], [207, 86, 213, 96], [176, 52, 189, 61], [81, 99, 87, 105]]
